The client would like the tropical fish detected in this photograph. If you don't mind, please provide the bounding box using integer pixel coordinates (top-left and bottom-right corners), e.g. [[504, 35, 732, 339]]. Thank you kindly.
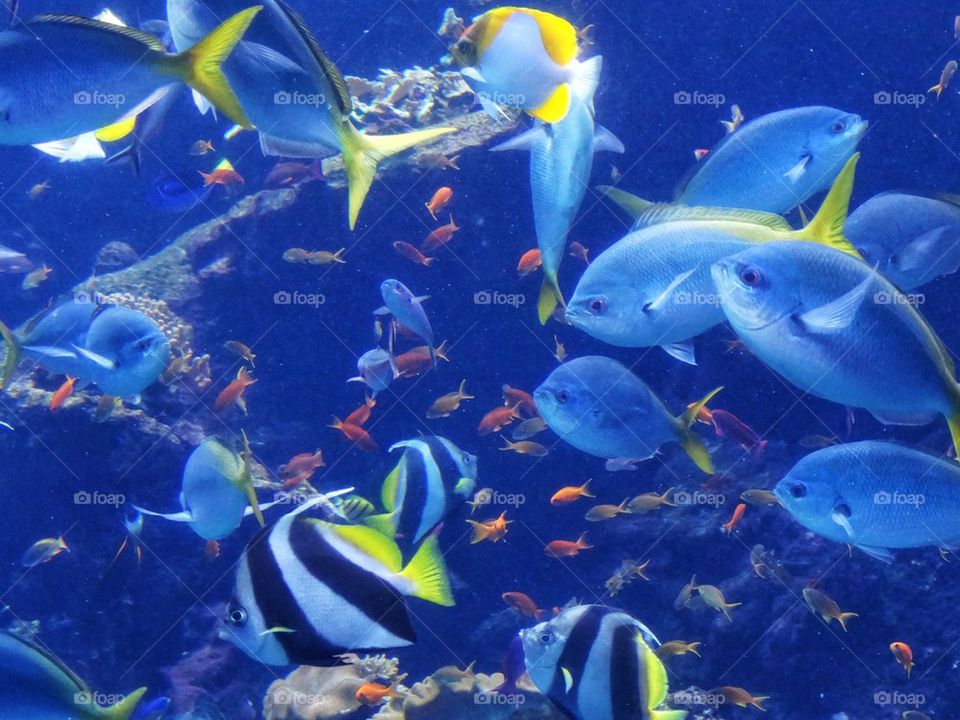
[[520, 604, 684, 720], [393, 241, 435, 267], [425, 187, 453, 220], [362, 436, 477, 545], [720, 104, 744, 133], [329, 415, 378, 453], [21, 264, 52, 290], [512, 415, 548, 439], [568, 241, 590, 265], [395, 342, 448, 378], [147, 172, 213, 213], [0, 8, 259, 146], [712, 241, 960, 457], [585, 500, 629, 521], [466, 511, 511, 543], [278, 449, 324, 489], [675, 106, 866, 213], [604, 558, 650, 595], [221, 496, 453, 666], [28, 181, 51, 199], [213, 366, 255, 413], [674, 575, 697, 611], [377, 279, 434, 354], [517, 248, 542, 276], [627, 488, 675, 514], [224, 340, 256, 366], [550, 479, 594, 505], [534, 356, 720, 473], [200, 157, 245, 186], [451, 8, 595, 123], [136, 434, 267, 540], [0, 301, 171, 398], [0, 244, 32, 273], [709, 409, 767, 457], [502, 591, 546, 619], [802, 587, 858, 631], [694, 583, 740, 622], [740, 489, 780, 506], [355, 681, 403, 705], [502, 384, 538, 416], [775, 441, 960, 562], [929, 60, 957, 98], [0, 631, 147, 719], [477, 404, 521, 435], [191, 139, 215, 155], [264, 159, 324, 187], [721, 502, 746, 534], [420, 216, 460, 254], [654, 640, 701, 660], [49, 376, 77, 412], [22, 536, 69, 567], [709, 686, 769, 711], [545, 532, 592, 557], [426, 380, 474, 418], [167, 0, 454, 228], [306, 248, 346, 265], [499, 437, 548, 457], [491, 56, 622, 324], [106, 509, 144, 572], [571, 155, 859, 364], [350, 348, 398, 396], [890, 641, 913, 677], [344, 396, 375, 427], [845, 192, 960, 290]]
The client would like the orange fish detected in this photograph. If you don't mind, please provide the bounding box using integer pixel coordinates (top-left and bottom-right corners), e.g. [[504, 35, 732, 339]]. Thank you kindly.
[[28, 180, 51, 199], [50, 376, 76, 412], [501, 385, 538, 417], [393, 241, 435, 267], [425, 187, 453, 220], [517, 248, 542, 276], [502, 591, 546, 619], [420, 216, 460, 253], [709, 687, 769, 711], [550, 479, 594, 506], [568, 241, 590, 265], [200, 158, 244, 186], [693, 148, 710, 161], [395, 342, 449, 377], [329, 416, 379, 453], [204, 539, 221, 560], [890, 641, 913, 677], [686, 400, 714, 426], [355, 681, 403, 705], [722, 503, 746, 534], [279, 450, 325, 489], [345, 396, 376, 427], [545, 532, 593, 558], [477, 404, 521, 435], [466, 511, 511, 543], [213, 367, 256, 413]]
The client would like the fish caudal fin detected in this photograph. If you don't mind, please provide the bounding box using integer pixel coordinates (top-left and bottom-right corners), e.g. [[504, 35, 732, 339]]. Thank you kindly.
[[168, 7, 262, 130], [0, 319, 20, 391], [538, 278, 564, 325], [399, 535, 454, 606], [947, 406, 960, 461], [240, 430, 264, 527], [100, 686, 148, 720], [837, 611, 859, 631], [788, 153, 862, 259], [677, 386, 724, 474], [340, 123, 456, 229], [596, 185, 654, 219], [361, 511, 398, 537]]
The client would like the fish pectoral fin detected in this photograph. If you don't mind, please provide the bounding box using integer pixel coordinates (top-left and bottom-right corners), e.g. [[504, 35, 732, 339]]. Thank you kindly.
[[660, 342, 696, 365], [461, 66, 485, 83], [856, 544, 895, 563], [22, 345, 77, 360], [528, 83, 570, 123], [373, 305, 391, 316], [133, 505, 193, 523], [561, 666, 574, 693], [476, 93, 512, 122], [896, 226, 960, 275], [605, 457, 639, 471], [784, 153, 812, 182], [72, 345, 117, 369], [830, 503, 855, 538], [593, 124, 625, 154], [489, 126, 548, 153], [242, 41, 306, 74], [644, 268, 696, 313], [797, 275, 871, 334]]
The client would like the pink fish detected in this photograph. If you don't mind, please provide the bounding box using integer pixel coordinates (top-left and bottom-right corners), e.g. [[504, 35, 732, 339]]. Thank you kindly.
[[711, 409, 767, 458]]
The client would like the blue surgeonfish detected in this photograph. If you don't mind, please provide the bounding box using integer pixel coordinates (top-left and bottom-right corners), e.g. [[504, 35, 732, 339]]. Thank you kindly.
[[534, 356, 720, 473], [712, 241, 960, 458], [520, 604, 686, 720], [363, 436, 478, 545], [491, 55, 623, 324], [776, 441, 960, 563], [0, 630, 147, 719], [166, 0, 454, 228], [0, 7, 260, 146], [221, 495, 454, 666], [670, 106, 866, 214], [136, 433, 273, 540], [0, 301, 171, 400]]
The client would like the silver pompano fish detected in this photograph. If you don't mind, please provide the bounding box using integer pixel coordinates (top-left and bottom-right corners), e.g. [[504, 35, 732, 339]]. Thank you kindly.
[[491, 56, 623, 324], [776, 441, 960, 562], [533, 355, 719, 473], [846, 192, 960, 290], [677, 106, 866, 213], [0, 244, 31, 273], [0, 8, 259, 145], [711, 241, 960, 456], [378, 279, 433, 351]]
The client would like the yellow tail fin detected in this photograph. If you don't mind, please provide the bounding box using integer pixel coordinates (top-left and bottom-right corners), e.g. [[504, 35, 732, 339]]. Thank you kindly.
[[677, 386, 723, 474], [340, 124, 456, 229], [399, 535, 454, 606], [538, 277, 566, 325], [947, 407, 960, 461], [101, 687, 148, 720], [0, 319, 20, 391], [787, 153, 861, 259], [168, 7, 262, 129], [239, 430, 264, 527]]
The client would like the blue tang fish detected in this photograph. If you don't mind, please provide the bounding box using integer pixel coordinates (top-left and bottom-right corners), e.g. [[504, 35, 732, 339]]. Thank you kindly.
[[147, 172, 214, 213]]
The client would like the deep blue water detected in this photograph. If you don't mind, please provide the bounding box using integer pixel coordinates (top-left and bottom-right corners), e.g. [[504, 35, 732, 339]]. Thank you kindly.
[[0, 2, 959, 719]]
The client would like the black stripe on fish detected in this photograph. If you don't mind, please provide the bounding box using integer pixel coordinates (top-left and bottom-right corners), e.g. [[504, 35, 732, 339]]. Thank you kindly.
[[548, 604, 605, 702], [609, 621, 642, 720], [424, 436, 464, 490], [395, 447, 429, 541]]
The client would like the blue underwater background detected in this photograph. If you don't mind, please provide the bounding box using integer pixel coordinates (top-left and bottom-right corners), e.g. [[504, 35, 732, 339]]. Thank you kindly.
[[0, 1, 959, 719]]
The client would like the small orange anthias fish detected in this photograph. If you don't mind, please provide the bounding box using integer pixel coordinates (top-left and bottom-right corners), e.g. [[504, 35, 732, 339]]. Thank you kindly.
[[213, 367, 256, 413], [395, 342, 449, 377], [420, 216, 460, 253], [568, 241, 590, 265], [550, 479, 594, 506], [501, 591, 546, 619], [28, 180, 51, 199], [466, 511, 511, 544], [393, 241, 435, 267], [693, 148, 710, 161], [545, 532, 593, 558], [49, 376, 77, 412], [709, 686, 769, 711], [890, 641, 913, 677], [355, 680, 403, 706], [502, 384, 538, 416], [345, 396, 376, 427], [200, 159, 245, 187], [425, 186, 453, 220], [279, 449, 325, 489], [22, 264, 52, 290], [204, 539, 221, 560], [517, 248, 542, 276], [329, 415, 379, 453], [477, 404, 521, 435], [722, 502, 747, 534]]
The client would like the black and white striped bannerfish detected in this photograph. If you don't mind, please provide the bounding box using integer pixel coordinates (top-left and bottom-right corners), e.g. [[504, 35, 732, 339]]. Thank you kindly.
[[364, 436, 478, 545], [520, 605, 687, 720], [220, 496, 455, 666]]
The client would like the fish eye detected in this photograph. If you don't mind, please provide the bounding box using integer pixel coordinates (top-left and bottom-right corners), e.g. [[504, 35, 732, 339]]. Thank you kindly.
[[556, 389, 569, 404], [135, 339, 148, 352], [588, 297, 606, 314], [830, 120, 845, 133], [788, 482, 807, 499], [539, 631, 555, 645], [227, 604, 248, 626], [739, 267, 763, 288]]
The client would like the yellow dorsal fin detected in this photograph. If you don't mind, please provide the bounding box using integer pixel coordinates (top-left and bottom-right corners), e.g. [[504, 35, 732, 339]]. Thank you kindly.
[[311, 519, 403, 572], [787, 153, 861, 259]]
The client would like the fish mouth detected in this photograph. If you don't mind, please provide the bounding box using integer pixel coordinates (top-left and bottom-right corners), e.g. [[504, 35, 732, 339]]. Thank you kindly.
[[851, 118, 869, 138]]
